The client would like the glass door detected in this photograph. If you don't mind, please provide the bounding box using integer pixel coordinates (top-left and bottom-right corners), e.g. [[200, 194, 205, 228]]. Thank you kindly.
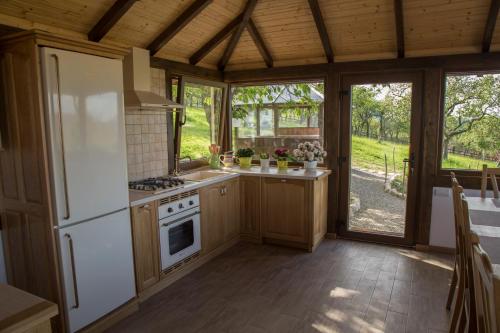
[[337, 72, 423, 245]]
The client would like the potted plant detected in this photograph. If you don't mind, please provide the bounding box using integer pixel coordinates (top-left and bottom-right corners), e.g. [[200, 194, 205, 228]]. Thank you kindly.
[[273, 148, 292, 170], [260, 152, 270, 169], [293, 141, 326, 171], [235, 147, 254, 168]]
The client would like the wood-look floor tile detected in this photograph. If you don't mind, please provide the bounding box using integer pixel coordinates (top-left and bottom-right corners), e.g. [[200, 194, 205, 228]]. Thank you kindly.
[[105, 240, 453, 333]]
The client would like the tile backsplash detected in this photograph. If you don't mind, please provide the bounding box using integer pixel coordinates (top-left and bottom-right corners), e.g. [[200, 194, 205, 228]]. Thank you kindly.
[[126, 68, 168, 181]]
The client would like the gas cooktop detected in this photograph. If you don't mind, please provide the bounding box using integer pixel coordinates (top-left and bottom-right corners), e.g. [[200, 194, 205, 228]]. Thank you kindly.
[[128, 176, 191, 194]]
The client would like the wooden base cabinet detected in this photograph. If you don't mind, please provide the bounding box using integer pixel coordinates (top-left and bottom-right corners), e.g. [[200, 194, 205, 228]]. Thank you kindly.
[[261, 176, 328, 252], [239, 176, 261, 242], [200, 178, 240, 254], [130, 202, 160, 294]]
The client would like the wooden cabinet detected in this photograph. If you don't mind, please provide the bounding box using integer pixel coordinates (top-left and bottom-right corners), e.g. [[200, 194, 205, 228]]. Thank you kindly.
[[200, 183, 226, 253], [261, 178, 309, 244], [200, 178, 240, 254], [239, 176, 261, 242], [223, 178, 240, 241], [131, 201, 160, 293]]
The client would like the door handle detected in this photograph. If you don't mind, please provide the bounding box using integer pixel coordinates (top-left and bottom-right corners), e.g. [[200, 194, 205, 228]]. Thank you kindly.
[[64, 233, 80, 309], [52, 54, 70, 220]]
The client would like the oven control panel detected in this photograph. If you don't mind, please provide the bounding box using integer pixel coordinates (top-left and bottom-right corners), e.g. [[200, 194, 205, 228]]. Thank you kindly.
[[158, 194, 200, 220]]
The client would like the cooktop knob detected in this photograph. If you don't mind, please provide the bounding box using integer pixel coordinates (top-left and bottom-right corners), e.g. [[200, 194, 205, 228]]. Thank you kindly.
[[189, 200, 194, 206], [167, 207, 173, 213], [178, 203, 184, 209]]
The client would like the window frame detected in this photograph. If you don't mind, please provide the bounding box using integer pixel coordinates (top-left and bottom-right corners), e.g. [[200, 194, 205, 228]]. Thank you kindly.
[[229, 78, 327, 167], [173, 75, 229, 171], [437, 70, 500, 178]]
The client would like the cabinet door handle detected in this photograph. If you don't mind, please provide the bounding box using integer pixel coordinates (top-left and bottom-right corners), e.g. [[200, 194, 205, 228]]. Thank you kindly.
[[281, 179, 287, 183], [140, 204, 150, 209], [52, 54, 70, 220], [64, 233, 80, 309]]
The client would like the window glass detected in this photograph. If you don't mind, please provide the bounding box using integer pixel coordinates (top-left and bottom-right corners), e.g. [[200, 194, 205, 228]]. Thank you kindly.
[[231, 82, 324, 156], [180, 82, 222, 160], [441, 74, 500, 170]]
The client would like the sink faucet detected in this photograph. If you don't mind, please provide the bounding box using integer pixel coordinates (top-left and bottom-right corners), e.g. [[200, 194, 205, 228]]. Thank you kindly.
[[174, 154, 192, 175]]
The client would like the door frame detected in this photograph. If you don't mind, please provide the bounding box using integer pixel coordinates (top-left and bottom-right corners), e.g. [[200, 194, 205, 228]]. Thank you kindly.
[[337, 71, 424, 246]]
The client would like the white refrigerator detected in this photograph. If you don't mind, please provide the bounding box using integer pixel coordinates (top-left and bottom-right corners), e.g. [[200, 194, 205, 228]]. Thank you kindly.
[[41, 47, 136, 333]]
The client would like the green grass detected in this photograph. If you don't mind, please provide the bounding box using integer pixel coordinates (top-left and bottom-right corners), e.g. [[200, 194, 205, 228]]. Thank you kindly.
[[180, 107, 212, 159], [351, 135, 497, 173]]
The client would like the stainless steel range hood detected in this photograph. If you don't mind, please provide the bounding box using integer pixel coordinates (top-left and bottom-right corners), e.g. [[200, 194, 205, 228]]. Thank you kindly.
[[123, 47, 184, 111]]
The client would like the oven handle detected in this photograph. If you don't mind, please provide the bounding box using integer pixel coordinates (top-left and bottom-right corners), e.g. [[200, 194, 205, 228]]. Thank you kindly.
[[161, 210, 200, 227]]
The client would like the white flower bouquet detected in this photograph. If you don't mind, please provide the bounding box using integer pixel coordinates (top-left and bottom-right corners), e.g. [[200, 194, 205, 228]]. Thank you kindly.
[[293, 141, 327, 163]]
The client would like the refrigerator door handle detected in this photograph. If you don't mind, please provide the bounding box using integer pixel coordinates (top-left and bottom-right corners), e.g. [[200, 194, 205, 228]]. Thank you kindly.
[[51, 54, 70, 220], [65, 233, 80, 309]]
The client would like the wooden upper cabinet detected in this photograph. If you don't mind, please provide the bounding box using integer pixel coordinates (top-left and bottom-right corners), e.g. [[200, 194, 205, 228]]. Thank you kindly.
[[200, 183, 225, 254], [261, 178, 309, 244], [239, 176, 261, 240], [223, 178, 240, 242], [131, 201, 160, 293]]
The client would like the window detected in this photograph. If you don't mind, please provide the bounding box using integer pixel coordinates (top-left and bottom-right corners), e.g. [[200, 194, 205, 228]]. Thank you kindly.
[[179, 82, 223, 160], [441, 73, 500, 170], [231, 81, 324, 156]]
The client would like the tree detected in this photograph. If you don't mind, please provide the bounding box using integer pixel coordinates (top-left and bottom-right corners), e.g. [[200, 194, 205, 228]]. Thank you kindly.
[[443, 75, 500, 159], [351, 85, 381, 138]]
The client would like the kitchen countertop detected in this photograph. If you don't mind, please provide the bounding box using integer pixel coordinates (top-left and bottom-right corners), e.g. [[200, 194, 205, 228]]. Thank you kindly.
[[129, 166, 331, 207]]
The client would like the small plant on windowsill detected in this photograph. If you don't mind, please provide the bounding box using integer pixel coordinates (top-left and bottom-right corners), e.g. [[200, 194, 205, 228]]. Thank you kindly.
[[235, 147, 254, 168], [273, 148, 293, 170], [259, 152, 270, 169]]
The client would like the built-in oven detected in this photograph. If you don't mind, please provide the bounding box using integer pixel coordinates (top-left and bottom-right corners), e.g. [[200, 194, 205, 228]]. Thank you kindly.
[[158, 193, 201, 270]]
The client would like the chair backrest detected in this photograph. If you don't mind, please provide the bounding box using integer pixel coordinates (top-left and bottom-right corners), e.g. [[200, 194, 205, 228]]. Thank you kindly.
[[481, 164, 500, 199], [451, 173, 466, 270], [472, 243, 500, 333]]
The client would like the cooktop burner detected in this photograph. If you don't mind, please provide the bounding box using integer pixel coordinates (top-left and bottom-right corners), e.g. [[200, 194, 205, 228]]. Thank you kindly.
[[129, 176, 188, 193]]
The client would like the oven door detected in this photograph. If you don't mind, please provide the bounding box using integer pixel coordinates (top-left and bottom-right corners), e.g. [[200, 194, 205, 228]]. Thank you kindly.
[[159, 208, 201, 270]]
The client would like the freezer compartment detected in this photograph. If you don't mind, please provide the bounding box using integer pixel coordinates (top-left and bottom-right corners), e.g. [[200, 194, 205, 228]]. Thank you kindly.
[[58, 208, 136, 333]]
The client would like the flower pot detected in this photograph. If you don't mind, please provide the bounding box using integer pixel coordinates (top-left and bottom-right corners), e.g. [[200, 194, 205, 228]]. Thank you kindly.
[[303, 160, 318, 171], [260, 158, 270, 169], [277, 160, 288, 170], [237, 156, 252, 168]]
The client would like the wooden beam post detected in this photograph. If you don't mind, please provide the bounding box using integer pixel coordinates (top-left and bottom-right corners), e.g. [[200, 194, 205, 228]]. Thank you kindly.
[[394, 0, 405, 58], [148, 0, 213, 55], [88, 0, 137, 42], [482, 0, 500, 53], [307, 0, 334, 63], [247, 18, 273, 68], [189, 14, 244, 65], [217, 0, 258, 71]]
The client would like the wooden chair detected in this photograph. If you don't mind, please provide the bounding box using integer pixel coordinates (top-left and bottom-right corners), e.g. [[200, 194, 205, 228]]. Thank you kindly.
[[448, 175, 470, 333], [481, 164, 499, 199], [471, 242, 500, 333]]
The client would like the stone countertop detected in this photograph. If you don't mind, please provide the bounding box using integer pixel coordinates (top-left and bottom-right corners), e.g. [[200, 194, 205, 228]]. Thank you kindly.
[[129, 166, 331, 207]]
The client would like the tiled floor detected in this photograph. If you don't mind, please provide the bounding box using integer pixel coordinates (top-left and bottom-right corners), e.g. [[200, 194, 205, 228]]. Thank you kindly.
[[106, 240, 452, 333]]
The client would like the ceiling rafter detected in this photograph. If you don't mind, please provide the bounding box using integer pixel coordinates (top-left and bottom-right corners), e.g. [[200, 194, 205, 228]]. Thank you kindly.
[[394, 0, 405, 58], [307, 0, 334, 63], [482, 0, 500, 53], [88, 0, 137, 42], [189, 14, 244, 65], [247, 18, 273, 68], [147, 0, 213, 56], [217, 0, 258, 71]]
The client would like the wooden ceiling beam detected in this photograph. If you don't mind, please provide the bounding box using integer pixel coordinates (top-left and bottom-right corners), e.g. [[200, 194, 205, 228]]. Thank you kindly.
[[189, 14, 243, 65], [148, 0, 213, 55], [394, 0, 405, 58], [247, 18, 273, 68], [217, 0, 258, 71], [482, 0, 500, 53], [88, 0, 137, 42], [307, 0, 334, 63]]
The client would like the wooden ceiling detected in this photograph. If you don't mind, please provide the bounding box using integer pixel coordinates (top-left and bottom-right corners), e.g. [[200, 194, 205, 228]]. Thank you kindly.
[[0, 0, 499, 71]]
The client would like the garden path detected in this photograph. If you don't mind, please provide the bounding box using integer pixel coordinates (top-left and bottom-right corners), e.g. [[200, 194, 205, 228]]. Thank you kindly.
[[349, 168, 406, 235]]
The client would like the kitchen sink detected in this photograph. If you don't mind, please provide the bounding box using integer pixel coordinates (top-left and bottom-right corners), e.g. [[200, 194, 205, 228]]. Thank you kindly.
[[179, 170, 230, 182]]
